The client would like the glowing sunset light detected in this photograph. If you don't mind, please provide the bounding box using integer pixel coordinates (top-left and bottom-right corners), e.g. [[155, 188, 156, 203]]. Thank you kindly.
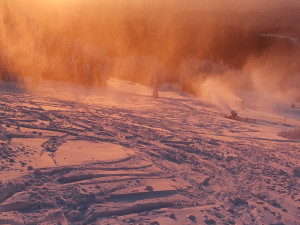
[[0, 1, 299, 224]]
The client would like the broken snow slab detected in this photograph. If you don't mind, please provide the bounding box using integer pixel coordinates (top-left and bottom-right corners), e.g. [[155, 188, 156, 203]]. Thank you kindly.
[[54, 141, 134, 166], [0, 211, 24, 225], [105, 178, 190, 204], [112, 178, 189, 196], [0, 137, 54, 177], [5, 126, 65, 138], [12, 138, 55, 169], [84, 201, 176, 224]]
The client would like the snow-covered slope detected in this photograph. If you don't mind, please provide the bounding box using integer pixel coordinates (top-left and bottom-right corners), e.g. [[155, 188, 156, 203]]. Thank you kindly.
[[0, 79, 299, 225]]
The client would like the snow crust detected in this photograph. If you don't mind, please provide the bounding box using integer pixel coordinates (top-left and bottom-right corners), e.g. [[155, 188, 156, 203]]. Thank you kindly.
[[0, 79, 299, 225], [55, 141, 134, 166]]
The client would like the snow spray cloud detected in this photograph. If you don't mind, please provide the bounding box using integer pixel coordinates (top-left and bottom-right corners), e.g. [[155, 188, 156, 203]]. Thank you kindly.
[[0, 0, 110, 86], [177, 57, 243, 111], [0, 0, 177, 86], [242, 46, 300, 101], [197, 47, 300, 112], [0, 0, 299, 99]]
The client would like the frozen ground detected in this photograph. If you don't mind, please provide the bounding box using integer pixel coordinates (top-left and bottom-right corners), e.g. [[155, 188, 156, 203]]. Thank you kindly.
[[0, 79, 299, 225]]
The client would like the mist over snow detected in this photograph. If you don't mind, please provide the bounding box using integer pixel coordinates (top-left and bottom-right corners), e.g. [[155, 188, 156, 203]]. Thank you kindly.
[[0, 1, 300, 225], [1, 0, 300, 103]]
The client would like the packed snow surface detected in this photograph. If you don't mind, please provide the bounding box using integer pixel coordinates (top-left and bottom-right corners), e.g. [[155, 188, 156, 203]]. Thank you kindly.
[[0, 79, 299, 225], [55, 141, 134, 166]]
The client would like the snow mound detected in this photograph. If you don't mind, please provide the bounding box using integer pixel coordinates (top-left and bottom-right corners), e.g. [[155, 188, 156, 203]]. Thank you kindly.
[[54, 141, 134, 166]]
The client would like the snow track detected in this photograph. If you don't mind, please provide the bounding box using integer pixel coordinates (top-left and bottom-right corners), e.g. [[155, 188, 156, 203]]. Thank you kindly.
[[0, 80, 299, 224]]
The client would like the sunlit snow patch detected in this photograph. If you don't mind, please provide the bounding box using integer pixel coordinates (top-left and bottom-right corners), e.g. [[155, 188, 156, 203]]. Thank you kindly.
[[54, 141, 134, 166]]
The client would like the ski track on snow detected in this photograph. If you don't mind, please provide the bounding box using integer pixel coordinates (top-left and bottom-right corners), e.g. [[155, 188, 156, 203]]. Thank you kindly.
[[0, 80, 299, 225]]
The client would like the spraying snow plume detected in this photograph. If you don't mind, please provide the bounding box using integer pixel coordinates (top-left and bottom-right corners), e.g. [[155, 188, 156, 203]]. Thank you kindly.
[[0, 0, 299, 107]]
